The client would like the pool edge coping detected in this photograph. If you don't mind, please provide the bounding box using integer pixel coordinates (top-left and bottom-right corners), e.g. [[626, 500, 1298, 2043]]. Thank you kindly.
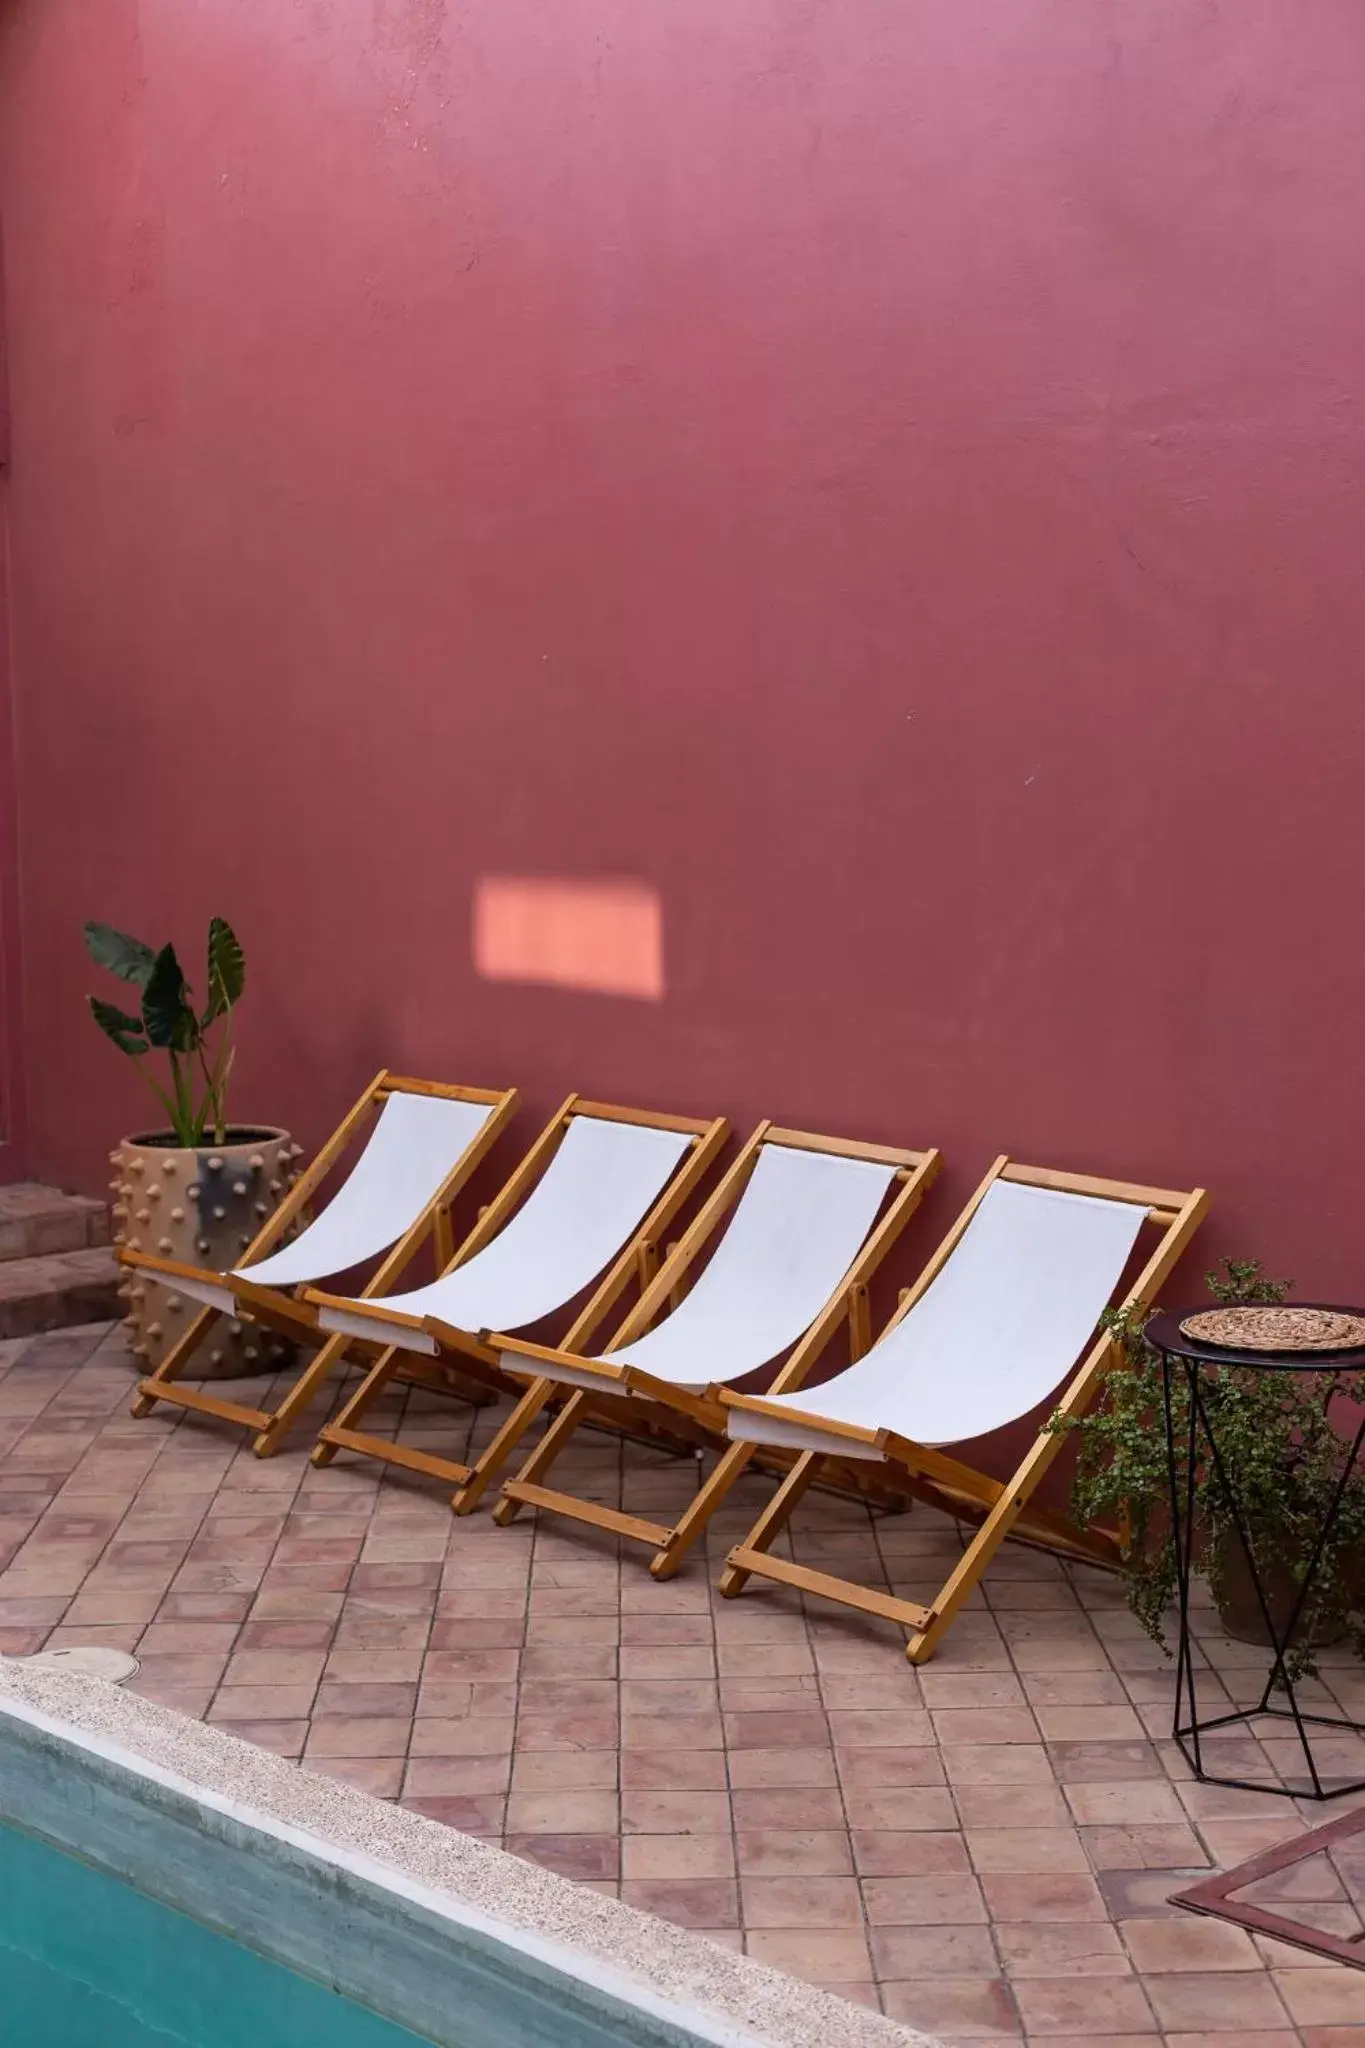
[[0, 1660, 937, 2048]]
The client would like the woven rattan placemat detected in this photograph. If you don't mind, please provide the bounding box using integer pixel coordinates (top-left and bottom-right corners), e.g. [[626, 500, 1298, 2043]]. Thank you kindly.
[[1179, 1305, 1365, 1352]]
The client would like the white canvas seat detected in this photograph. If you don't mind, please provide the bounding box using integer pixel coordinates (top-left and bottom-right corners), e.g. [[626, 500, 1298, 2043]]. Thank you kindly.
[[719, 1156, 1208, 1664], [725, 1179, 1147, 1457], [171, 1091, 501, 1315], [307, 1097, 728, 1513], [125, 1071, 519, 1454], [485, 1123, 941, 1575], [505, 1142, 900, 1391], [312, 1114, 697, 1352]]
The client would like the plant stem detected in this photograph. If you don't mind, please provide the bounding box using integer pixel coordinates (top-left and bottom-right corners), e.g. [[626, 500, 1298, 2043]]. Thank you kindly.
[[169, 1051, 195, 1148], [140, 1066, 182, 1138], [195, 1042, 217, 1144], [205, 1011, 234, 1143]]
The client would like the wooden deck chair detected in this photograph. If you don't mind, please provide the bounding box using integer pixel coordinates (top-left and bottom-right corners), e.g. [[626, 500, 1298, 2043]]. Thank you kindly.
[[486, 1123, 941, 1578], [305, 1099, 728, 1512], [124, 1071, 519, 1454], [717, 1158, 1208, 1664]]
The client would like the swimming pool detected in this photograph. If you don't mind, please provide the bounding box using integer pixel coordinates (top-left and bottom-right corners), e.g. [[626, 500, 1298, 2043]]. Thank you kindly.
[[0, 1663, 926, 2048], [3, 1820, 430, 2048]]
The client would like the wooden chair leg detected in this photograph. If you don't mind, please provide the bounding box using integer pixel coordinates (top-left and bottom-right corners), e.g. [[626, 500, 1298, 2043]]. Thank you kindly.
[[718, 1451, 821, 1597], [310, 1346, 403, 1466], [451, 1377, 562, 1518], [649, 1440, 758, 1581], [904, 1478, 1031, 1665], [490, 1387, 590, 1525], [131, 1304, 219, 1414], [251, 1331, 353, 1457]]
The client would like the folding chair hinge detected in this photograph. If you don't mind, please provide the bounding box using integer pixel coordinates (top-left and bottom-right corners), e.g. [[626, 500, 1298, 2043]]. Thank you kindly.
[[848, 1281, 871, 1359]]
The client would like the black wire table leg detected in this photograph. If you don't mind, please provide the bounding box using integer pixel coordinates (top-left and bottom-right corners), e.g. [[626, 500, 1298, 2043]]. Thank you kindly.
[[1163, 1355, 1205, 1780], [1152, 1311, 1365, 1802]]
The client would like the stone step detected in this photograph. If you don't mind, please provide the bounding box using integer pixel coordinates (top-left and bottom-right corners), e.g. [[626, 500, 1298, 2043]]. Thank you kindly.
[[0, 1247, 122, 1340], [0, 1183, 111, 1262]]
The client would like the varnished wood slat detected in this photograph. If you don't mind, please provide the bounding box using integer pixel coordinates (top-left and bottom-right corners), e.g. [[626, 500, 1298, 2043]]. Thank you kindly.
[[764, 1126, 933, 1169], [133, 1381, 272, 1430], [230, 1278, 321, 1333], [999, 1161, 1193, 1212], [1012, 1503, 1123, 1565], [378, 1076, 513, 1104], [616, 1372, 720, 1430], [717, 1451, 820, 1596], [569, 1099, 719, 1136], [313, 1425, 474, 1485], [119, 1250, 222, 1289], [726, 1549, 932, 1628], [888, 1466, 1121, 1567], [386, 1352, 509, 1402], [878, 1432, 1005, 1501], [498, 1484, 672, 1548]]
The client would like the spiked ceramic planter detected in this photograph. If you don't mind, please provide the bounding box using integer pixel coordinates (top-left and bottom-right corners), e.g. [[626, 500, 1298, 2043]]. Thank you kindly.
[[112, 1129, 304, 1378]]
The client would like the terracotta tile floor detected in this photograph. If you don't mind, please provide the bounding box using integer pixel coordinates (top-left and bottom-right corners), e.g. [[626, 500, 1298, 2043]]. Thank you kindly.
[[3, 1321, 1365, 2044]]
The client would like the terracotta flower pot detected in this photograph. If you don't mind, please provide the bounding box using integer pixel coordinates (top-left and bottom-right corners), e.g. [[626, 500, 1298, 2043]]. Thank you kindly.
[[1215, 1533, 1348, 1650], [112, 1127, 304, 1378]]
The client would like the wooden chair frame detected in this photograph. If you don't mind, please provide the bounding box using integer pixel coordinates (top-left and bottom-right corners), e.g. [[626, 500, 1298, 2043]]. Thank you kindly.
[[717, 1157, 1209, 1664], [306, 1097, 730, 1514], [487, 1124, 942, 1579], [126, 1070, 519, 1456]]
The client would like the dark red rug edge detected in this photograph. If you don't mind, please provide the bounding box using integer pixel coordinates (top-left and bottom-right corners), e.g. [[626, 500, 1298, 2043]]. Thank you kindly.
[[1170, 1801, 1365, 1970]]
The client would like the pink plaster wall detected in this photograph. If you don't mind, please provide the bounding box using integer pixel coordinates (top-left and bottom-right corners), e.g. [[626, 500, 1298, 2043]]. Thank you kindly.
[[0, 508, 22, 1176], [0, 219, 25, 1173], [0, 0, 1363, 1299]]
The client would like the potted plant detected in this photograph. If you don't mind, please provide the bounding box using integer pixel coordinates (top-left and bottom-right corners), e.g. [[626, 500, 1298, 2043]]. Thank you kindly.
[[1052, 1260, 1365, 1679], [86, 918, 303, 1378]]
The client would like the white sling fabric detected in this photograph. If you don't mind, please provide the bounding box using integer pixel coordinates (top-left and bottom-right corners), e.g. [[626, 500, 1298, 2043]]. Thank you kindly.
[[236, 1092, 494, 1288], [728, 1179, 1146, 1452], [316, 1115, 693, 1343], [569, 1145, 897, 1392]]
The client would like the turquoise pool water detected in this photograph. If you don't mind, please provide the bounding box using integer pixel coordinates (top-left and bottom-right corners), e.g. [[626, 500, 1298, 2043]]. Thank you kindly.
[[1, 1821, 432, 2048]]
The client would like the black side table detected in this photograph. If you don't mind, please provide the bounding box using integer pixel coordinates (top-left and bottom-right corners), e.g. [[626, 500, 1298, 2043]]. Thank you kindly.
[[1146, 1308, 1365, 1801]]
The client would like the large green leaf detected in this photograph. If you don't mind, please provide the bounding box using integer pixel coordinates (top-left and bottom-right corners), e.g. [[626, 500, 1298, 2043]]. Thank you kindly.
[[84, 922, 157, 988], [141, 944, 198, 1052], [203, 916, 245, 1025], [88, 995, 148, 1056]]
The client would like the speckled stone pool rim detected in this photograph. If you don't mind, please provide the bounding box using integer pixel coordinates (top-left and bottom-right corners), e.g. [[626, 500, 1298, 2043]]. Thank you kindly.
[[0, 1659, 934, 2048]]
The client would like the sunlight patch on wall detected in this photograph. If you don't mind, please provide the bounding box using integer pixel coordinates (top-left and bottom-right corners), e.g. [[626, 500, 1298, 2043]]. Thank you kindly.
[[472, 877, 664, 1002]]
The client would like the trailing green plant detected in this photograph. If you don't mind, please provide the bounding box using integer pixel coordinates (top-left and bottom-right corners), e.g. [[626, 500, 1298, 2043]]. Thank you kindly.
[[84, 918, 245, 1147], [1050, 1258, 1365, 1681]]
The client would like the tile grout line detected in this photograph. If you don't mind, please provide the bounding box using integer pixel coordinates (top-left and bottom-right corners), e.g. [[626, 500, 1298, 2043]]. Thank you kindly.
[[814, 1484, 892, 2017]]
